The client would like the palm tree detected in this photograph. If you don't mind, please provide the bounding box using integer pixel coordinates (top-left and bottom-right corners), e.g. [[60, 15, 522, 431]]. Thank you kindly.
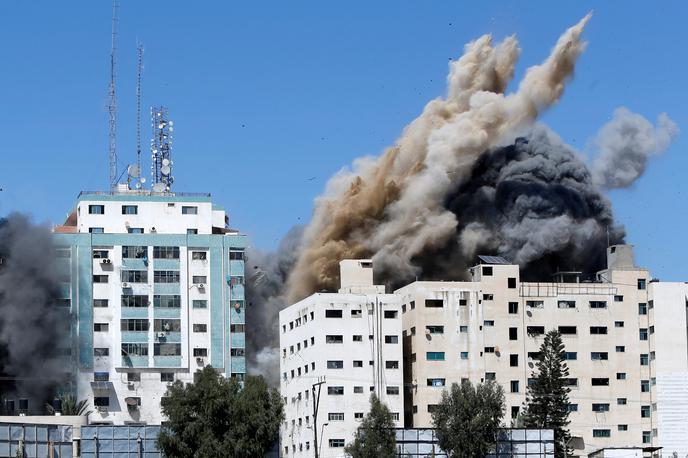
[[46, 394, 90, 416]]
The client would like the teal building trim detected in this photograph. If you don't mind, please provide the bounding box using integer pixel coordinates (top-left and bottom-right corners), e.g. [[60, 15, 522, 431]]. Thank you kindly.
[[153, 283, 180, 295], [157, 332, 181, 343], [121, 308, 148, 319], [153, 308, 181, 319], [209, 246, 224, 369], [153, 259, 180, 270], [122, 356, 149, 368], [153, 356, 182, 368], [121, 332, 149, 343], [231, 332, 245, 349]]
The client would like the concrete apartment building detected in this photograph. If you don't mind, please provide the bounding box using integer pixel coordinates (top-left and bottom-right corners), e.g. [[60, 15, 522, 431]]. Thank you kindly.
[[49, 187, 247, 424], [279, 260, 404, 458], [398, 245, 688, 457]]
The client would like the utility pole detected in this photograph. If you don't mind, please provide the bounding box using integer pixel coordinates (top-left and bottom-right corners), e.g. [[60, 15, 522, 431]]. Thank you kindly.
[[312, 378, 326, 458]]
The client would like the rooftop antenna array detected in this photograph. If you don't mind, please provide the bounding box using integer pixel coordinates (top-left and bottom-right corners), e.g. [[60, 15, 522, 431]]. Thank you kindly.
[[150, 107, 174, 193], [126, 43, 146, 190], [107, 0, 119, 191]]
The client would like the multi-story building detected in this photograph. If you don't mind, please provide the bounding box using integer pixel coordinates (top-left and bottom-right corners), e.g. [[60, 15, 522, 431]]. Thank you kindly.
[[279, 260, 404, 458], [51, 186, 247, 424], [398, 245, 688, 457]]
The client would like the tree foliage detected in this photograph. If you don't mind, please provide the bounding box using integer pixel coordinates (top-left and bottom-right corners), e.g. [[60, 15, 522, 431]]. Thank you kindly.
[[345, 394, 396, 458], [431, 380, 505, 457], [157, 367, 284, 458], [45, 394, 90, 416], [522, 330, 571, 458]]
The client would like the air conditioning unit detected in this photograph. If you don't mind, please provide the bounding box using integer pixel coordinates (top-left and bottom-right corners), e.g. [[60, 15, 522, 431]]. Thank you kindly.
[[197, 283, 205, 289], [122, 282, 130, 288], [157, 332, 166, 338], [196, 357, 205, 364], [96, 406, 108, 413], [150, 227, 156, 233], [101, 258, 111, 264]]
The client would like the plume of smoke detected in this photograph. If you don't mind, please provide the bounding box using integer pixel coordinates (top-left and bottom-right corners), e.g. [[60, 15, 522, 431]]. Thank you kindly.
[[245, 226, 303, 386], [0, 214, 70, 406], [592, 107, 678, 189], [287, 14, 592, 301]]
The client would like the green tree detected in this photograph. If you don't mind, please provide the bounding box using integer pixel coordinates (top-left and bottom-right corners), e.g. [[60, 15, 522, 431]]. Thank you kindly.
[[45, 394, 90, 416], [522, 330, 571, 458], [431, 380, 505, 457], [157, 367, 284, 458], [345, 394, 396, 458]]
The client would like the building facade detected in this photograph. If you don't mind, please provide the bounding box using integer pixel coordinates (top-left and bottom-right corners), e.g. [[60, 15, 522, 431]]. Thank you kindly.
[[279, 260, 404, 458], [52, 188, 246, 425]]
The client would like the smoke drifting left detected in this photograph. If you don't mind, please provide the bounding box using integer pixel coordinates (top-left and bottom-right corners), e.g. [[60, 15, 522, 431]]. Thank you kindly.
[[0, 214, 70, 409]]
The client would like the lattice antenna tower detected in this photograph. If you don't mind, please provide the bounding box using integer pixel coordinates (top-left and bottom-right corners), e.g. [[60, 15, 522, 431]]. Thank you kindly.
[[150, 107, 174, 193], [107, 0, 119, 190], [135, 43, 144, 177]]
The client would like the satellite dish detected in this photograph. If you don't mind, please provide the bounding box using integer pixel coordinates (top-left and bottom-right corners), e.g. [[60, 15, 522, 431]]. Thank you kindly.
[[162, 158, 170, 166], [161, 165, 171, 176], [140, 178, 146, 184], [152, 183, 166, 193], [127, 164, 140, 178], [135, 182, 142, 189]]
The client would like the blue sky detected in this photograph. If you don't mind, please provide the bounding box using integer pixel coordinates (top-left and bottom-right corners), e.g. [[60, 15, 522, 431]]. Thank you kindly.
[[0, 1, 686, 280]]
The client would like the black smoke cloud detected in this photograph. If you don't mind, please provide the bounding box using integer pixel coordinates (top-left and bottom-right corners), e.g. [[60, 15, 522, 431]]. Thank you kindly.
[[0, 214, 70, 409]]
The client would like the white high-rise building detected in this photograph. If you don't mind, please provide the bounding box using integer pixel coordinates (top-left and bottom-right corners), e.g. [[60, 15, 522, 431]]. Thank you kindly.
[[279, 260, 404, 458], [52, 187, 247, 424]]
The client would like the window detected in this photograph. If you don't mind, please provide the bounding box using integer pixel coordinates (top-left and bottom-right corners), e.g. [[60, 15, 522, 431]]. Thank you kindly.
[[327, 360, 343, 369], [122, 246, 147, 259], [121, 205, 138, 215], [386, 386, 400, 395], [154, 319, 181, 332], [641, 405, 651, 418], [154, 343, 182, 356], [526, 300, 544, 308], [328, 386, 344, 395], [325, 309, 342, 318], [510, 354, 518, 367], [121, 319, 149, 332], [483, 294, 494, 301], [616, 373, 627, 380], [592, 378, 610, 386], [94, 323, 109, 332], [483, 320, 495, 326], [193, 275, 207, 284], [230, 348, 244, 357], [508, 302, 518, 314], [459, 325, 468, 333], [591, 352, 609, 361], [384, 310, 398, 319], [353, 360, 363, 368], [326, 335, 343, 344], [121, 343, 148, 356], [510, 380, 519, 393], [558, 326, 577, 335], [92, 250, 109, 259], [329, 439, 345, 448], [615, 321, 624, 328], [616, 345, 625, 352], [127, 372, 141, 382], [121, 295, 149, 308], [386, 361, 399, 369], [89, 227, 104, 233], [528, 352, 542, 361], [193, 324, 207, 333], [485, 372, 496, 381], [94, 348, 109, 357], [509, 327, 518, 340], [121, 270, 148, 283], [228, 250, 244, 261], [427, 378, 446, 387], [639, 328, 649, 341], [558, 300, 576, 309], [617, 398, 627, 405], [192, 300, 207, 309], [511, 406, 520, 418], [350, 309, 362, 318], [642, 431, 651, 444], [230, 324, 245, 333], [353, 386, 363, 394], [93, 275, 108, 283], [527, 326, 545, 336], [328, 413, 344, 421], [564, 352, 577, 360], [154, 295, 181, 308], [425, 299, 443, 308], [385, 335, 399, 344], [181, 206, 198, 215], [94, 372, 109, 382], [93, 299, 109, 308], [593, 429, 611, 438], [508, 277, 516, 288], [590, 326, 608, 335], [639, 303, 648, 315], [94, 397, 109, 408], [426, 325, 444, 334], [640, 354, 649, 365], [638, 278, 647, 290], [127, 227, 144, 234], [426, 352, 445, 361], [353, 335, 362, 342], [161, 373, 174, 382], [484, 347, 495, 353], [154, 270, 180, 283], [641, 380, 650, 392], [193, 348, 208, 357], [590, 301, 607, 309], [614, 295, 624, 302], [618, 424, 628, 431], [459, 299, 467, 306], [153, 246, 180, 259], [89, 204, 105, 214], [187, 229, 198, 235], [460, 352, 469, 360], [482, 266, 493, 276]]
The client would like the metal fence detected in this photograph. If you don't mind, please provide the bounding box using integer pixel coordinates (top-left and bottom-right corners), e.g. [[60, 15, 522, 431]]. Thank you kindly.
[[0, 423, 73, 458], [80, 426, 162, 458]]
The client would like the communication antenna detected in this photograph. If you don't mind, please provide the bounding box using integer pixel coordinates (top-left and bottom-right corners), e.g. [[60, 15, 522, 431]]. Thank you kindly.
[[135, 42, 144, 180], [151, 106, 174, 193], [107, 0, 119, 190]]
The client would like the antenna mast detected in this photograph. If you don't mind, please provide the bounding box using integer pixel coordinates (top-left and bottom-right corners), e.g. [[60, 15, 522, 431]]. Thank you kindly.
[[108, 0, 119, 190], [151, 107, 174, 193], [136, 43, 143, 177]]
